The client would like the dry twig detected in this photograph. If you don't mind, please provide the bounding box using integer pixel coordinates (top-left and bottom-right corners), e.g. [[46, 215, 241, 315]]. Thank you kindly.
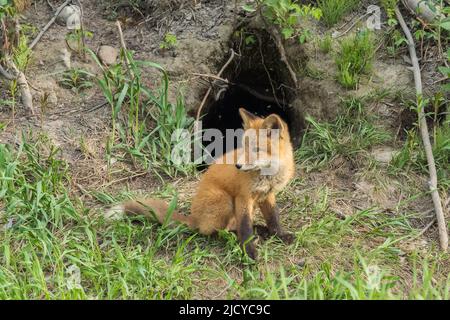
[[193, 73, 284, 105], [116, 20, 133, 76], [395, 6, 448, 251], [195, 48, 236, 122], [29, 0, 72, 50], [332, 12, 370, 39]]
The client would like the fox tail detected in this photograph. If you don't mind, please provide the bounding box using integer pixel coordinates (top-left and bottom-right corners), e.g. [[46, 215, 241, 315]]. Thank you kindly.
[[104, 198, 194, 228]]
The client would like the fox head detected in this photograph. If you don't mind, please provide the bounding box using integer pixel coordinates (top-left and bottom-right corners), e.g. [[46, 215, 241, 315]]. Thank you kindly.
[[235, 108, 292, 175]]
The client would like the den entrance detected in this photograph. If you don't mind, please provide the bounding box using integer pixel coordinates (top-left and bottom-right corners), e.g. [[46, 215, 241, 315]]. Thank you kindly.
[[199, 29, 304, 159]]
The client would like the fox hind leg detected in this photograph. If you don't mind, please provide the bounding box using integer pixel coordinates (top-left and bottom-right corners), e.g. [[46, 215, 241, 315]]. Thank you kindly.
[[190, 188, 234, 235]]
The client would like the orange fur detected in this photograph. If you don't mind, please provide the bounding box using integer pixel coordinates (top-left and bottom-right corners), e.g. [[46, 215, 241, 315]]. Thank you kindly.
[[106, 108, 295, 260]]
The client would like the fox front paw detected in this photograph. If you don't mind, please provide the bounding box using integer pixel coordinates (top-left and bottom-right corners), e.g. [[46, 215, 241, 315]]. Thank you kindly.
[[277, 232, 295, 244], [244, 244, 258, 261], [254, 225, 294, 244]]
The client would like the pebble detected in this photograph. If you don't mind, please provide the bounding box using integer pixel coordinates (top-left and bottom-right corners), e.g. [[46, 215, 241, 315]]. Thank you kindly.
[[371, 146, 396, 164], [98, 45, 119, 65]]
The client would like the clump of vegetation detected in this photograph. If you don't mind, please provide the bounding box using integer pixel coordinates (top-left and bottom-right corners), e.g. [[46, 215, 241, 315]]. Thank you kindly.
[[89, 47, 195, 178], [1, 0, 32, 70], [159, 32, 178, 50], [0, 133, 78, 229], [317, 0, 360, 27], [391, 106, 450, 190], [296, 97, 391, 171], [385, 28, 407, 57], [318, 33, 333, 53], [65, 29, 93, 56], [380, 0, 398, 21], [59, 68, 94, 93], [1, 0, 35, 115], [12, 31, 31, 70], [0, 135, 202, 299], [335, 30, 375, 89], [243, 0, 322, 42]]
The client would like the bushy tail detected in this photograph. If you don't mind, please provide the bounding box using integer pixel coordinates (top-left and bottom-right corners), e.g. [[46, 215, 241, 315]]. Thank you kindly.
[[105, 198, 194, 228]]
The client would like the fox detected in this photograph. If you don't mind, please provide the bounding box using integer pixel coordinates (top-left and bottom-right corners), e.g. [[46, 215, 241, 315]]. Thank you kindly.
[[105, 108, 295, 260]]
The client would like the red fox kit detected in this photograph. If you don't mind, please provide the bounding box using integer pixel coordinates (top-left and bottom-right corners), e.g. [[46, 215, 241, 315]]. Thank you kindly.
[[106, 108, 295, 260]]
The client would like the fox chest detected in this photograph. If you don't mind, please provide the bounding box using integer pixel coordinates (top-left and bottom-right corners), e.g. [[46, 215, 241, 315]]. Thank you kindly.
[[250, 169, 291, 200]]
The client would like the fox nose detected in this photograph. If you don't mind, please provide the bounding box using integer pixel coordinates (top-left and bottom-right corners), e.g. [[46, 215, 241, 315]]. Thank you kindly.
[[235, 164, 242, 170]]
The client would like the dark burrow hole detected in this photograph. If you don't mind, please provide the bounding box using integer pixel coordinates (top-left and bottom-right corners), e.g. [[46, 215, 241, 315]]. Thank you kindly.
[[398, 102, 448, 140], [199, 29, 305, 162]]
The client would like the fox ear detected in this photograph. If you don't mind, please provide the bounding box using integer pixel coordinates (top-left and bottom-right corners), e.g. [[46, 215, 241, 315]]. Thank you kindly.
[[239, 108, 258, 128], [262, 114, 284, 132]]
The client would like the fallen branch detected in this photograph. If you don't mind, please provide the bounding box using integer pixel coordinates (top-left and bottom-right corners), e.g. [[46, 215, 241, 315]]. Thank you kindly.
[[29, 0, 72, 50], [412, 198, 450, 240], [332, 12, 370, 39], [5, 58, 34, 115], [195, 48, 236, 122], [415, 218, 437, 239], [395, 6, 448, 251], [0, 64, 15, 80]]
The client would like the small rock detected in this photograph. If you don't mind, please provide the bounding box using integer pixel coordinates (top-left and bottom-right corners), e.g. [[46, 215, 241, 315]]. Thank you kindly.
[[371, 146, 396, 164], [296, 258, 306, 268], [98, 45, 119, 65]]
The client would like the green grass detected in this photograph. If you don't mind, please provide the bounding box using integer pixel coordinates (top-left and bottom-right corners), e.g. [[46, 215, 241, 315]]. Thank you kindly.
[[59, 68, 94, 93], [89, 48, 196, 179], [318, 33, 333, 54], [390, 111, 450, 190], [317, 0, 360, 27], [296, 97, 391, 171], [335, 30, 376, 89], [0, 135, 205, 298], [380, 0, 398, 19], [160, 32, 178, 50], [0, 129, 449, 299]]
